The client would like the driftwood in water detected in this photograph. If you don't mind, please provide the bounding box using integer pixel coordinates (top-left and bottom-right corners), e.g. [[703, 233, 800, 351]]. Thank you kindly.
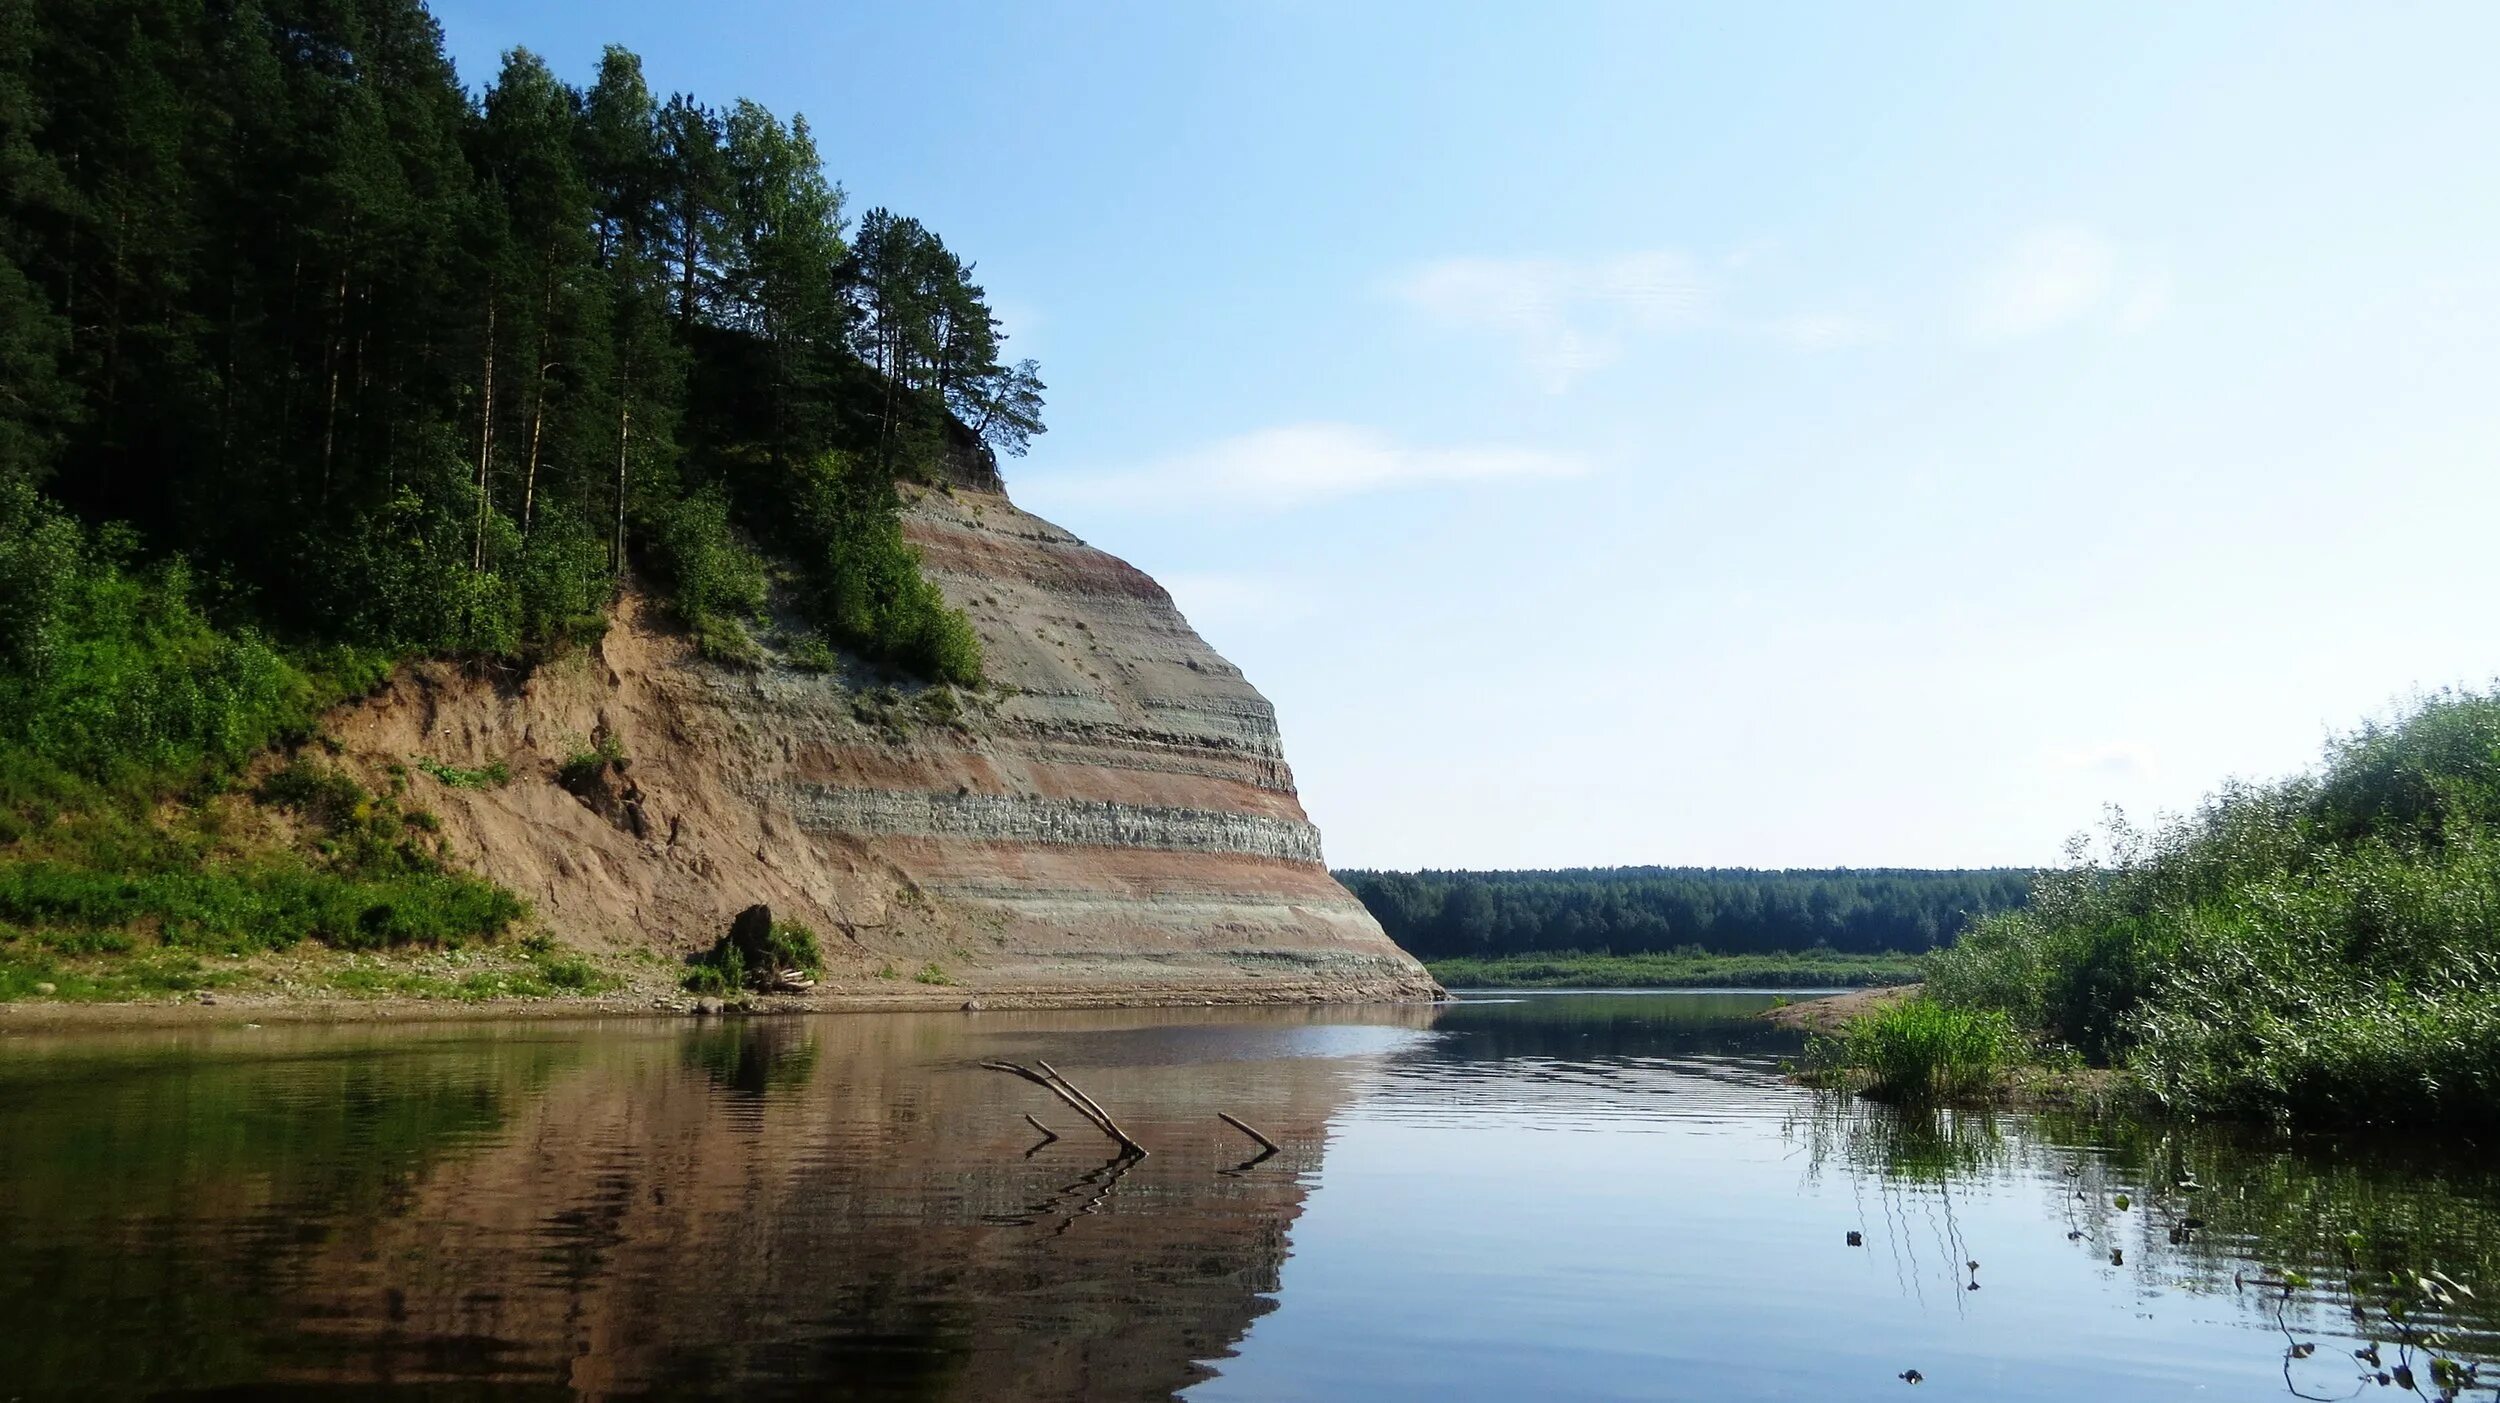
[[1022, 1113, 1057, 1142], [1035, 1059, 1123, 1145], [981, 1060, 1146, 1156], [1217, 1112, 1279, 1154]]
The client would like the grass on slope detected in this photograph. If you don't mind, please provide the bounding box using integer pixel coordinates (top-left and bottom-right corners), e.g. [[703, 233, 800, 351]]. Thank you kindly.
[[0, 489, 538, 1000]]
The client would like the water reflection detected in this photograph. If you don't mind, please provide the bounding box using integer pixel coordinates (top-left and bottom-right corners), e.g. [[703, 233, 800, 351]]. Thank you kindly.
[[6, 996, 2498, 1401], [0, 1008, 1430, 1400], [1793, 1089, 2500, 1399]]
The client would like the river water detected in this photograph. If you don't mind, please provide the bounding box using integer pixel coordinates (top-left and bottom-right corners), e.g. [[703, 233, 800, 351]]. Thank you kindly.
[[1, 992, 2493, 1400]]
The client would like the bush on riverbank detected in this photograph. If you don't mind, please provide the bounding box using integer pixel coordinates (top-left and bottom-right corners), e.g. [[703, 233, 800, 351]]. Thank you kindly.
[[1813, 998, 2018, 1101], [1928, 688, 2500, 1123]]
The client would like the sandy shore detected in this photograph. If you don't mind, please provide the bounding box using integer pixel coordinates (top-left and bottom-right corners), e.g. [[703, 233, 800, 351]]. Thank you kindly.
[[1760, 983, 1919, 1033]]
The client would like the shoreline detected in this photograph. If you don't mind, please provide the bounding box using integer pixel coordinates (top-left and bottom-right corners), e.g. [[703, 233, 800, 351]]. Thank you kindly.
[[0, 976, 1449, 1035], [1760, 984, 1920, 1032]]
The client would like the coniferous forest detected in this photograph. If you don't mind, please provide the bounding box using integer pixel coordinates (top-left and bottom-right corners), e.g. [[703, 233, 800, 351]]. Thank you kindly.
[[1, 0, 1039, 701], [0, 2, 1044, 980], [1336, 866, 2033, 962]]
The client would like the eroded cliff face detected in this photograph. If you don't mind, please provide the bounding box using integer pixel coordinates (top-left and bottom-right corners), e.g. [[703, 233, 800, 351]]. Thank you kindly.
[[330, 485, 1436, 1005]]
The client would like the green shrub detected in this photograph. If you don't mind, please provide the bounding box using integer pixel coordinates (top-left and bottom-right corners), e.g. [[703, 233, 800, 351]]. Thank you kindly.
[[415, 756, 511, 789], [642, 488, 767, 640], [682, 944, 745, 995], [913, 686, 964, 728], [0, 496, 318, 788], [766, 919, 823, 975], [0, 859, 523, 955], [1930, 688, 2500, 1122], [682, 916, 820, 993], [558, 733, 627, 791], [770, 452, 982, 687], [1820, 998, 2016, 1100], [787, 636, 837, 673]]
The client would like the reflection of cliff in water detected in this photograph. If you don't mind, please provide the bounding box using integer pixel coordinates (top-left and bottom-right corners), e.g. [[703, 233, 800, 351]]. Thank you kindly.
[[0, 1008, 1435, 1400]]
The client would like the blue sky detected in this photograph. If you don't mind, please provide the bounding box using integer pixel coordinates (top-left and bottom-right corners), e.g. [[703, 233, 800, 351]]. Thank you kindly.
[[436, 1, 2500, 870]]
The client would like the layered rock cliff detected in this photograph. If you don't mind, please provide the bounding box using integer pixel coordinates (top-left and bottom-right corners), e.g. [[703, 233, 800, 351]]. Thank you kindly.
[[329, 483, 1436, 1006]]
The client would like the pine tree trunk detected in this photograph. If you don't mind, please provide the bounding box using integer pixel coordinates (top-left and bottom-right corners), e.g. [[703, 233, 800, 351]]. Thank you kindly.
[[322, 257, 348, 503], [523, 370, 547, 541], [613, 374, 631, 579], [521, 270, 555, 540], [473, 293, 497, 572]]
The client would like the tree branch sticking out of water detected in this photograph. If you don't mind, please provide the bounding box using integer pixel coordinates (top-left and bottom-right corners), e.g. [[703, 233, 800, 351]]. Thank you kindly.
[[1218, 1112, 1280, 1154], [980, 1059, 1145, 1156]]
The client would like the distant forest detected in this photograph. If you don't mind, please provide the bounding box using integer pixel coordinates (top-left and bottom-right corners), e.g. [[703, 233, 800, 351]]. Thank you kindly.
[[1336, 867, 2033, 960]]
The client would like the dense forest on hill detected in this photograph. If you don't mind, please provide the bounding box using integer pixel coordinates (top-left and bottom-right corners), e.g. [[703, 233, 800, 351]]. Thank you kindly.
[[0, 1, 1042, 985], [1338, 867, 2032, 961], [2, 0, 1040, 693]]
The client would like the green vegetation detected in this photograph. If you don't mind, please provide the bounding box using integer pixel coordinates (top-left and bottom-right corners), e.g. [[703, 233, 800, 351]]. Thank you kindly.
[[1, 3, 1030, 678], [1428, 948, 1925, 989], [1926, 688, 2500, 1124], [0, 2, 1032, 992], [414, 756, 511, 790], [683, 917, 823, 995], [1811, 998, 2017, 1101], [558, 734, 630, 791], [912, 961, 953, 986], [1343, 866, 2029, 961], [323, 944, 619, 1001]]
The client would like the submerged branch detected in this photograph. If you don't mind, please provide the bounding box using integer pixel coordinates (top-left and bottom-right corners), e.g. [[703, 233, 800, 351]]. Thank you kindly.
[[1218, 1112, 1280, 1154], [981, 1059, 1145, 1156]]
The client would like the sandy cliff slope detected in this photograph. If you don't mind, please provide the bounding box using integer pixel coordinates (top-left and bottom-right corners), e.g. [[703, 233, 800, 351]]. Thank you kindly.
[[326, 484, 1438, 1006]]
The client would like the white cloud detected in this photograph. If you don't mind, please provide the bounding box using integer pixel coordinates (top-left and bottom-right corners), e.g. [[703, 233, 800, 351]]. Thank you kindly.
[[1387, 250, 1707, 390], [1042, 423, 1588, 512], [1964, 226, 2168, 341]]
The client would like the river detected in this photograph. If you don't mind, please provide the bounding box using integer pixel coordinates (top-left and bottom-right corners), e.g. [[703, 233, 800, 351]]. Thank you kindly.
[[1, 992, 2493, 1400]]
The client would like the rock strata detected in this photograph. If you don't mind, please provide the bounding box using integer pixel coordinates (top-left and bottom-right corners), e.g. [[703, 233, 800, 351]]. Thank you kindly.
[[329, 482, 1437, 1006]]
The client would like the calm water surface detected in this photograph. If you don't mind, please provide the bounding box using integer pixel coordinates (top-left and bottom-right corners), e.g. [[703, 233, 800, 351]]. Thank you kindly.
[[2, 992, 2494, 1400]]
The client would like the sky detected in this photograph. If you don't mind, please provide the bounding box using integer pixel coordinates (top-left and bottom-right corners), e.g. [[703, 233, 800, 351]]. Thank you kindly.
[[434, 1, 2500, 871]]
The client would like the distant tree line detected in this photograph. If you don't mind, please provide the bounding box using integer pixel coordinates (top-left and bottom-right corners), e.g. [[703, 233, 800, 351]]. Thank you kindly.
[[1336, 867, 2034, 960], [0, 0, 1043, 691]]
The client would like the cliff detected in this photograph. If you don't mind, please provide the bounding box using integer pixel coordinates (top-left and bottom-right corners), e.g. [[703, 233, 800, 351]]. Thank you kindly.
[[326, 484, 1437, 1007]]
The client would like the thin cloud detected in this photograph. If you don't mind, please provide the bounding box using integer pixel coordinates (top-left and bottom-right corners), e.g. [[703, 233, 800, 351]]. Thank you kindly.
[[1043, 423, 1588, 512], [1964, 226, 2168, 341], [1387, 250, 1707, 390], [1388, 248, 1883, 383]]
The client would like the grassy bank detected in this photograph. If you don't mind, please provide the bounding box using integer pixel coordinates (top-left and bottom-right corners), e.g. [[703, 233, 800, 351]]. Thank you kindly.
[[0, 488, 591, 1003], [1428, 949, 1926, 990], [1818, 690, 2500, 1125]]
